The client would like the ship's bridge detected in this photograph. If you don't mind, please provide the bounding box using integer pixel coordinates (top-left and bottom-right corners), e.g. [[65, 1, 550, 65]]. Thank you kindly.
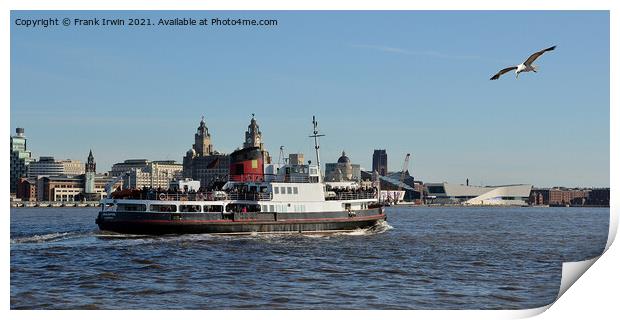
[[263, 163, 320, 183]]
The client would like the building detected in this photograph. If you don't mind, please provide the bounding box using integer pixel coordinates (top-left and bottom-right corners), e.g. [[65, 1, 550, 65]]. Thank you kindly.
[[243, 114, 271, 163], [110, 159, 150, 177], [16, 152, 121, 202], [28, 157, 84, 178], [288, 153, 304, 166], [325, 151, 361, 182], [83, 150, 98, 200], [360, 170, 423, 203], [372, 149, 388, 176], [40, 174, 120, 202], [426, 182, 532, 206], [530, 188, 592, 206], [10, 128, 33, 193], [111, 159, 183, 189], [16, 177, 37, 202], [586, 188, 610, 206], [183, 117, 230, 189]]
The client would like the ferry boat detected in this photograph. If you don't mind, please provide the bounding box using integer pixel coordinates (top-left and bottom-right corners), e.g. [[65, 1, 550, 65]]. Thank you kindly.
[[95, 117, 386, 235]]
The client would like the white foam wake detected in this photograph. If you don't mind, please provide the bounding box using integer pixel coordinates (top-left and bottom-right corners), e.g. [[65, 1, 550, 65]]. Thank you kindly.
[[11, 232, 76, 244]]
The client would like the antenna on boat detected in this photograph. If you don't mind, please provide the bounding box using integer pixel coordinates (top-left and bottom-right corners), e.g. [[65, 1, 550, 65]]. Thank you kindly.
[[309, 116, 325, 180]]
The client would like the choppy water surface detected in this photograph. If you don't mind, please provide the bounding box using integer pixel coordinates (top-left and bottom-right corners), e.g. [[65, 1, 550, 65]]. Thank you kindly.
[[10, 206, 608, 309]]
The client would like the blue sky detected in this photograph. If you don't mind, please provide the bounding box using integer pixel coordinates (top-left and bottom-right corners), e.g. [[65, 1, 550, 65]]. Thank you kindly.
[[10, 11, 609, 187]]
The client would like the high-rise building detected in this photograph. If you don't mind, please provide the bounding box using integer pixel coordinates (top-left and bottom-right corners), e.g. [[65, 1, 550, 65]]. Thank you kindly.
[[372, 149, 388, 176], [10, 128, 33, 193]]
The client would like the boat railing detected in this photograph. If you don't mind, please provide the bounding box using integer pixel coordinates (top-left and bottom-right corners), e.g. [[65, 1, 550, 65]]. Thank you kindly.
[[229, 174, 311, 183], [226, 192, 272, 201], [327, 191, 377, 201], [109, 190, 272, 202], [111, 192, 227, 202]]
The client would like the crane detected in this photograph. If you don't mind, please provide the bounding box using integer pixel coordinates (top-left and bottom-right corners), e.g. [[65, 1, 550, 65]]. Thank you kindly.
[[399, 154, 411, 188], [397, 153, 411, 203]]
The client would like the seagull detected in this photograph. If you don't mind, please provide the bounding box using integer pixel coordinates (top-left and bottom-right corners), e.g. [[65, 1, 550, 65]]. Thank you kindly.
[[490, 45, 556, 80]]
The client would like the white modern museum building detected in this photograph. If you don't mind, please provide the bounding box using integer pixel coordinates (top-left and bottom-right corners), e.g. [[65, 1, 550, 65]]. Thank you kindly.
[[425, 182, 532, 206]]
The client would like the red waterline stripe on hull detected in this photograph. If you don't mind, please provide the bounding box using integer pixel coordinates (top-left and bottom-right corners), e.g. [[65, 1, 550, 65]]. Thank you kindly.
[[108, 214, 386, 225]]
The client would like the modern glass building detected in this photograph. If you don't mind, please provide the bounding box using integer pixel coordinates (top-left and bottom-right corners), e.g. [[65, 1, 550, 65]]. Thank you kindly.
[[10, 128, 33, 193]]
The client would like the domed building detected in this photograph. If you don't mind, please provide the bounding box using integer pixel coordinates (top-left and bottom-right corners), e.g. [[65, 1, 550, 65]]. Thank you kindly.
[[325, 151, 361, 182]]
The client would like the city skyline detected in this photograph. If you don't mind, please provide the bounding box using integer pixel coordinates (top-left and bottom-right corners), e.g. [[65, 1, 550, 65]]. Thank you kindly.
[[10, 11, 610, 187]]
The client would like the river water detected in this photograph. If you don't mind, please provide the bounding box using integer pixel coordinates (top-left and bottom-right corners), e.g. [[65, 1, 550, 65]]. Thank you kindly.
[[10, 206, 608, 309]]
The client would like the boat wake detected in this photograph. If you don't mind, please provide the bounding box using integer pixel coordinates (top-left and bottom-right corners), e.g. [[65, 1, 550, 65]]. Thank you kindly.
[[10, 231, 89, 244], [336, 220, 394, 236]]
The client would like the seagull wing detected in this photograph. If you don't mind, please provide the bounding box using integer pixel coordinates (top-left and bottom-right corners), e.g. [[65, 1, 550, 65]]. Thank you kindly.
[[524, 45, 556, 66], [490, 66, 518, 80]]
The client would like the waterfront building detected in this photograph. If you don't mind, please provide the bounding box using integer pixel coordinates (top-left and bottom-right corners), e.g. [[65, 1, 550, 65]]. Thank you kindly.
[[10, 128, 33, 193], [110, 159, 150, 177], [111, 159, 183, 189], [16, 173, 122, 202], [243, 114, 272, 164], [360, 170, 422, 203], [16, 177, 37, 202], [28, 157, 85, 178], [325, 151, 361, 182], [425, 182, 532, 206], [183, 117, 230, 189], [530, 188, 590, 206], [41, 174, 120, 202], [83, 150, 98, 200], [586, 188, 610, 206], [372, 149, 388, 176]]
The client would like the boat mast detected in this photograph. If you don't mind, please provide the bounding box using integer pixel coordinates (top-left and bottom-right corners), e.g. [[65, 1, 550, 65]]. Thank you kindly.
[[309, 116, 325, 181]]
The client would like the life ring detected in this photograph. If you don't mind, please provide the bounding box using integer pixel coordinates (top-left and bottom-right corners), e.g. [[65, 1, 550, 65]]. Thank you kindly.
[[158, 193, 166, 201]]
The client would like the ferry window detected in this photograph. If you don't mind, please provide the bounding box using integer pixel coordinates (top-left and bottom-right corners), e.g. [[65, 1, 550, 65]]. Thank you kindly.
[[274, 187, 279, 194], [180, 205, 201, 213], [204, 205, 223, 212], [150, 204, 177, 212], [287, 187, 292, 194], [293, 187, 298, 194], [281, 187, 287, 194], [262, 205, 267, 212], [269, 205, 275, 212], [118, 204, 146, 212]]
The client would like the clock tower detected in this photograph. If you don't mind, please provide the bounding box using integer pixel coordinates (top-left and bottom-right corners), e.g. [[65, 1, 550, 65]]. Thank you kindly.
[[243, 114, 263, 150]]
